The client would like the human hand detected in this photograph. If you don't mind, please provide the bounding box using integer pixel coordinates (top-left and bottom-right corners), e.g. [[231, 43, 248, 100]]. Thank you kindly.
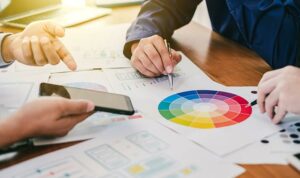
[[10, 97, 94, 140], [2, 21, 77, 70], [131, 35, 182, 77], [258, 66, 300, 124]]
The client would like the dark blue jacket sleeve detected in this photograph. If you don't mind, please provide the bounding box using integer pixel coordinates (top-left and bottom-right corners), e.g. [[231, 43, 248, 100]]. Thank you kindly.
[[123, 0, 202, 58], [227, 0, 300, 69]]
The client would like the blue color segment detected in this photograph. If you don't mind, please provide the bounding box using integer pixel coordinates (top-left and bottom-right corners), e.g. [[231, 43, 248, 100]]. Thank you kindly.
[[178, 90, 198, 97], [158, 102, 170, 110], [181, 94, 199, 100], [178, 91, 199, 100], [163, 94, 181, 103], [197, 90, 218, 95]]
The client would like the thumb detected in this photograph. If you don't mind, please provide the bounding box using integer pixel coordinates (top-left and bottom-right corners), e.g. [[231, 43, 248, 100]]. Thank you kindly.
[[61, 99, 95, 116], [43, 21, 65, 37]]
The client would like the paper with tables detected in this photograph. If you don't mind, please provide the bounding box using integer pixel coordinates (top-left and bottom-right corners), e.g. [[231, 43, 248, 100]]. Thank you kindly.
[[103, 53, 222, 96], [1, 119, 245, 178]]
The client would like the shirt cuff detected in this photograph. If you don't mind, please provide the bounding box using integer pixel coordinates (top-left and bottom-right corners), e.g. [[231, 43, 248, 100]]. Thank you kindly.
[[0, 33, 13, 67]]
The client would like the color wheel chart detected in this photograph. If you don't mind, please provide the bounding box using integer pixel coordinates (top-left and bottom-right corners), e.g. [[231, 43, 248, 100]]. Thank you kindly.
[[158, 90, 252, 129]]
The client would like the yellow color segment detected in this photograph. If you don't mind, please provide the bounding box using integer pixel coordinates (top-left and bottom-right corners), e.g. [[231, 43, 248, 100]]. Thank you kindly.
[[172, 114, 216, 128], [171, 117, 192, 126], [128, 165, 145, 174], [177, 114, 197, 122], [190, 119, 215, 128]]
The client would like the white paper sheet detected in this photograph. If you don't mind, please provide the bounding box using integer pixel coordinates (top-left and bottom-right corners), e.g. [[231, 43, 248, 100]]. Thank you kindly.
[[225, 115, 300, 164], [104, 53, 222, 96], [63, 23, 131, 69], [114, 84, 281, 156], [33, 112, 145, 145], [48, 70, 114, 92], [0, 72, 49, 98], [0, 72, 49, 118], [1, 119, 244, 178], [0, 83, 33, 118], [12, 23, 131, 73], [31, 70, 148, 145], [33, 53, 223, 145], [33, 70, 147, 145], [103, 52, 280, 156]]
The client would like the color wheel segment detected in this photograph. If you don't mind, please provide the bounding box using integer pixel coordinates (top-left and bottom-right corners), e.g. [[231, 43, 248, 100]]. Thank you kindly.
[[158, 90, 252, 129]]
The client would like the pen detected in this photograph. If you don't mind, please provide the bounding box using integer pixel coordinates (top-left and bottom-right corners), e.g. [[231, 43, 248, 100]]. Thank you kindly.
[[164, 39, 173, 90], [247, 99, 257, 107], [0, 140, 33, 154]]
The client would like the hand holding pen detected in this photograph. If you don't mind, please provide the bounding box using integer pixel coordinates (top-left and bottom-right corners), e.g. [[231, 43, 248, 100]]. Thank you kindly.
[[130, 35, 182, 78]]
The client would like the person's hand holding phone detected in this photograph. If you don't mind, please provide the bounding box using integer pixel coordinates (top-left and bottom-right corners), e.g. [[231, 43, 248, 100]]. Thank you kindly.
[[0, 97, 94, 147], [2, 20, 77, 70], [130, 35, 182, 77]]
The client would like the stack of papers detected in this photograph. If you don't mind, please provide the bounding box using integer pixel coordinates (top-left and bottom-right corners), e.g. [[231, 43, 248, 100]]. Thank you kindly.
[[1, 23, 299, 178]]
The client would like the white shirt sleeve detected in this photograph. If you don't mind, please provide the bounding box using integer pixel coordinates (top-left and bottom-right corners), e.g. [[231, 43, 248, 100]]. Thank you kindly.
[[0, 33, 13, 67]]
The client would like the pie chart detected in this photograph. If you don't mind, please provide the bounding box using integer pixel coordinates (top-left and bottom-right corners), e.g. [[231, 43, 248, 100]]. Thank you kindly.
[[158, 90, 252, 129]]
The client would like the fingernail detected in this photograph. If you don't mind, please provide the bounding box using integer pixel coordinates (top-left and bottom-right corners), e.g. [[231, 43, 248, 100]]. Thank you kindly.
[[163, 71, 167, 75], [69, 62, 77, 71], [86, 102, 95, 112], [166, 66, 173, 74]]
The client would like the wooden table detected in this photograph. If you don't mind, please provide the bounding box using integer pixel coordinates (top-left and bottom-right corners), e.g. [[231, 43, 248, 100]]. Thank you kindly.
[[0, 5, 299, 178]]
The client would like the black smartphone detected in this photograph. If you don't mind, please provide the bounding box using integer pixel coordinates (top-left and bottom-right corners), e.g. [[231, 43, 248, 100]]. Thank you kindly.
[[39, 83, 135, 115]]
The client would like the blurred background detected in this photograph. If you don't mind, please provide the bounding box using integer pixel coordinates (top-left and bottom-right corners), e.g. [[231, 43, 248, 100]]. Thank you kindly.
[[0, 0, 211, 30]]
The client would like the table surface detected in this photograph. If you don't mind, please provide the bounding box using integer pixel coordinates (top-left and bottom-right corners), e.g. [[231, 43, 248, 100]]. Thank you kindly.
[[0, 5, 299, 178]]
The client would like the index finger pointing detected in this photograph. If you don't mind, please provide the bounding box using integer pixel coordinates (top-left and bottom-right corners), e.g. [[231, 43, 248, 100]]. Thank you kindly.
[[54, 39, 77, 71]]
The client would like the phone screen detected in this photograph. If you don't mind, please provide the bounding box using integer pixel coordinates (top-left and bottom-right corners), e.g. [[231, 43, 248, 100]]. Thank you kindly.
[[39, 83, 134, 115]]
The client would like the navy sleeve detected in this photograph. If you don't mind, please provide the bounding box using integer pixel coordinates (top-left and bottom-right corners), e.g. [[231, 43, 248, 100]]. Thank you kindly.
[[227, 0, 300, 69], [123, 0, 202, 58]]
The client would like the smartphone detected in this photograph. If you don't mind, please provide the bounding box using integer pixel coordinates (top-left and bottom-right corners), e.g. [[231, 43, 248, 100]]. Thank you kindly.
[[39, 83, 135, 115], [287, 153, 300, 172]]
